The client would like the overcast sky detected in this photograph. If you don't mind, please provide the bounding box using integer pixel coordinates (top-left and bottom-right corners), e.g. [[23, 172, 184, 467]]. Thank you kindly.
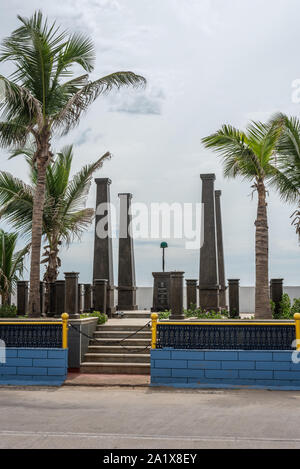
[[1, 0, 300, 286]]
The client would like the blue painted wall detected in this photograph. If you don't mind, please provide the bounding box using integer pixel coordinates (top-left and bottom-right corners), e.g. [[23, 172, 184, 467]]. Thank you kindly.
[[0, 348, 68, 386], [151, 349, 300, 390]]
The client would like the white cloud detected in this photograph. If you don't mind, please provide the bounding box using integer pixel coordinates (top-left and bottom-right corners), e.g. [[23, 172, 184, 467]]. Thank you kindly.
[[0, 0, 299, 286]]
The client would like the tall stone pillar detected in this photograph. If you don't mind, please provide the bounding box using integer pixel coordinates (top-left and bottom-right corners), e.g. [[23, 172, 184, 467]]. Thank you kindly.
[[17, 281, 28, 316], [199, 174, 220, 311], [186, 280, 198, 310], [228, 279, 240, 318], [117, 193, 138, 311], [84, 284, 92, 312], [93, 178, 115, 317], [93, 279, 107, 314], [270, 279, 283, 317], [55, 280, 65, 316], [64, 272, 80, 319], [215, 190, 227, 310], [169, 272, 185, 321]]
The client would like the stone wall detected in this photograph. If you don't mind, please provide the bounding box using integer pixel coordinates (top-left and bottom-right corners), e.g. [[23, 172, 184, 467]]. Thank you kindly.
[[0, 348, 68, 386], [151, 349, 300, 390]]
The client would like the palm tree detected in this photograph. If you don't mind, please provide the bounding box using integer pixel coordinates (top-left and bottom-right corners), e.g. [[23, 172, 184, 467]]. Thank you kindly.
[[202, 119, 286, 319], [0, 229, 29, 305], [0, 11, 146, 316], [0, 145, 111, 311], [272, 115, 300, 241]]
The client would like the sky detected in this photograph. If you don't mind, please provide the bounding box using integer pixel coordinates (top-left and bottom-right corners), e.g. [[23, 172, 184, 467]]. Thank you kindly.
[[0, 0, 300, 286]]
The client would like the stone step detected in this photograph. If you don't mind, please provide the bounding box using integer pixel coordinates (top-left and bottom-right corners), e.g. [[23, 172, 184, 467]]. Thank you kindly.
[[93, 330, 151, 339], [91, 338, 151, 347], [114, 312, 150, 319], [80, 362, 150, 375], [88, 345, 150, 354], [84, 353, 150, 363], [96, 324, 151, 332]]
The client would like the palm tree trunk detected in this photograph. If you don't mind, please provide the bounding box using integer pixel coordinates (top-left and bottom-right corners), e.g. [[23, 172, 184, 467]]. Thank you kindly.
[[255, 179, 271, 319], [43, 246, 59, 314], [28, 137, 51, 317]]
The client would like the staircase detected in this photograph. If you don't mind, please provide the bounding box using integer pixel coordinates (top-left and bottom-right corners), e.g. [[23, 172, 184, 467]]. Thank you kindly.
[[80, 312, 151, 375]]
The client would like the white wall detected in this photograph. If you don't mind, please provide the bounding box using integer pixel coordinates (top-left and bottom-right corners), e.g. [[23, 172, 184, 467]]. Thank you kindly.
[[134, 286, 300, 313], [9, 286, 300, 313]]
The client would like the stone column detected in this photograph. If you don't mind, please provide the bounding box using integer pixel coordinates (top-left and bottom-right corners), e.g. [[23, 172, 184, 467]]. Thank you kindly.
[[117, 193, 138, 311], [169, 272, 185, 321], [199, 174, 220, 311], [77, 284, 83, 314], [64, 272, 79, 319], [93, 178, 115, 316], [55, 280, 65, 316], [93, 279, 107, 314], [48, 282, 56, 317], [270, 279, 284, 317], [228, 279, 240, 318], [215, 190, 227, 310], [84, 284, 92, 312], [186, 280, 198, 310], [17, 281, 28, 316], [40, 281, 45, 316]]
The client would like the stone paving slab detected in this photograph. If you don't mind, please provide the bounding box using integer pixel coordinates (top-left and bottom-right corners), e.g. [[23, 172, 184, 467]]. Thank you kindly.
[[65, 372, 150, 387], [102, 317, 151, 326]]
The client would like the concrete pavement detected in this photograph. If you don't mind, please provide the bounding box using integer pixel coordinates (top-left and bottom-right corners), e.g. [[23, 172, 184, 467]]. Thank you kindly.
[[1, 386, 300, 448]]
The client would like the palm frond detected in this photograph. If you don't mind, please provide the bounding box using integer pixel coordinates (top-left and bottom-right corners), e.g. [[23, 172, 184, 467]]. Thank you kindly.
[[52, 72, 146, 134], [202, 124, 260, 180], [63, 151, 111, 214]]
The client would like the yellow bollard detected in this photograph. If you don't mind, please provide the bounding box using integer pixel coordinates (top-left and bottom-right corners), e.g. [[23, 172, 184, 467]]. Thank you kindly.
[[61, 313, 69, 349], [151, 313, 158, 349], [294, 314, 300, 351]]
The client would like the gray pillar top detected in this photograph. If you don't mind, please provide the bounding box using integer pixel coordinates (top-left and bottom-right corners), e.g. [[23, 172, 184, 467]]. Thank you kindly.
[[270, 278, 284, 282], [95, 178, 112, 185], [228, 279, 240, 283], [64, 272, 79, 278], [118, 193, 133, 199], [200, 173, 216, 181], [215, 190, 222, 197]]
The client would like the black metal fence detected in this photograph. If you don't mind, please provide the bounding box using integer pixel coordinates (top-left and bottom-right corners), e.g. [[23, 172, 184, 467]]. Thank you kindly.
[[0, 324, 62, 348], [156, 324, 295, 350]]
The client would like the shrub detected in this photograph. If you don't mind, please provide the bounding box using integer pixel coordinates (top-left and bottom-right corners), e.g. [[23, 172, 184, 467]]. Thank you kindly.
[[80, 311, 108, 324], [291, 299, 300, 315], [0, 304, 18, 318], [272, 294, 300, 319], [158, 311, 171, 320], [184, 308, 230, 320]]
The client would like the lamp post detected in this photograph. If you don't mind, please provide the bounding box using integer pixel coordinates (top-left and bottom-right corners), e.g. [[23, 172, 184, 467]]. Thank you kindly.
[[160, 241, 168, 272]]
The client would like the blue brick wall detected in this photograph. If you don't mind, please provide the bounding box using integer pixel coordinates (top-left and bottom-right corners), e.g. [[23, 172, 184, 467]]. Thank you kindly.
[[0, 348, 68, 386], [151, 349, 300, 390]]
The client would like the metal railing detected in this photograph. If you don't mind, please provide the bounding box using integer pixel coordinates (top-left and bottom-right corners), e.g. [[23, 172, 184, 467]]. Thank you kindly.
[[151, 313, 300, 351], [0, 313, 69, 349]]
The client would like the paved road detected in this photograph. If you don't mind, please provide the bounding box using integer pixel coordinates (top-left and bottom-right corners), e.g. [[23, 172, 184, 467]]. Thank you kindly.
[[0, 385, 300, 449]]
